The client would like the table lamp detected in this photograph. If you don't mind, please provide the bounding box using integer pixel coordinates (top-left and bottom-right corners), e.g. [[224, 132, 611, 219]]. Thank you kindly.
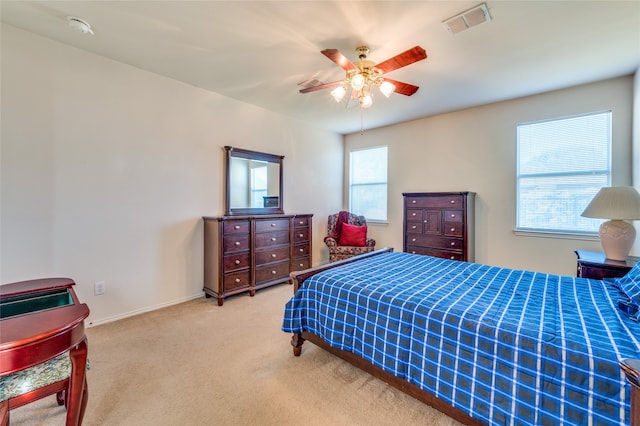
[[581, 186, 640, 260]]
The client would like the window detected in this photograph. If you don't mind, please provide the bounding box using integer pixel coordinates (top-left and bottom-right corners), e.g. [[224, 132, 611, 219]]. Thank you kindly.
[[349, 146, 388, 221], [516, 110, 611, 235], [250, 163, 267, 207]]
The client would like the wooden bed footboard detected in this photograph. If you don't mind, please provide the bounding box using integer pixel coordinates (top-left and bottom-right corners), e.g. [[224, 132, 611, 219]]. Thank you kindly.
[[291, 330, 485, 425], [288, 248, 640, 426]]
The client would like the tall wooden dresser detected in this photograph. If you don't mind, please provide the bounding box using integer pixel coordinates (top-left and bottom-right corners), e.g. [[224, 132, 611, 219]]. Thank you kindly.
[[403, 192, 475, 261], [203, 214, 312, 305]]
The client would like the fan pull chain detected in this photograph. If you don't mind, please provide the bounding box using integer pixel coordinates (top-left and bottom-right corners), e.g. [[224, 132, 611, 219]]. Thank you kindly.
[[360, 107, 365, 135]]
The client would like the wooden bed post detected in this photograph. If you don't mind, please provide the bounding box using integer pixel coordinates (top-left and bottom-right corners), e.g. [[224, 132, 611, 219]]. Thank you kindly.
[[620, 359, 640, 425], [291, 333, 304, 356]]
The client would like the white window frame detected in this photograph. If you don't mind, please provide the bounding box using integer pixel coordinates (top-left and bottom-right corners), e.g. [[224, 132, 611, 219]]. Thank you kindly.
[[349, 146, 388, 222], [515, 110, 612, 238]]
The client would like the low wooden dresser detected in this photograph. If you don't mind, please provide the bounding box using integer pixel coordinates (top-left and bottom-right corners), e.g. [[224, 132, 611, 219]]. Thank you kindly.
[[203, 214, 312, 305], [403, 192, 476, 262]]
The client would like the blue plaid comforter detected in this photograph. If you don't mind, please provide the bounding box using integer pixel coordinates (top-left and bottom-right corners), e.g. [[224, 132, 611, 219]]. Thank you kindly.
[[282, 252, 640, 425]]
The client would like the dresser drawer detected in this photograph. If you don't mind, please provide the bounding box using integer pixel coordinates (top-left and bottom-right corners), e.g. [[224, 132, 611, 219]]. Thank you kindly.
[[255, 218, 290, 233], [223, 234, 250, 253], [294, 216, 310, 228], [292, 257, 310, 271], [406, 221, 423, 234], [293, 242, 310, 258], [444, 210, 463, 223], [255, 246, 290, 265], [443, 223, 463, 237], [406, 195, 463, 208], [254, 230, 290, 248], [406, 209, 423, 221], [223, 271, 250, 291], [255, 261, 290, 284], [406, 246, 464, 261], [406, 234, 463, 251], [223, 253, 250, 272], [223, 220, 250, 235], [293, 228, 310, 243]]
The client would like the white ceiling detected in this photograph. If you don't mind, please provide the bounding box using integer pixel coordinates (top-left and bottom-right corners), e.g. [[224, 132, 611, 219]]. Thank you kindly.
[[2, 1, 639, 135]]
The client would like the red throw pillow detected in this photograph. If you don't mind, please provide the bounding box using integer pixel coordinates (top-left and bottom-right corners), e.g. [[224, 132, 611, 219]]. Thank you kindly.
[[339, 223, 367, 247]]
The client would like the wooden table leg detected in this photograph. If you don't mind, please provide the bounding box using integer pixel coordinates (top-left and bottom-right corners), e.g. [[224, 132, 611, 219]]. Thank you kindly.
[[66, 338, 88, 426]]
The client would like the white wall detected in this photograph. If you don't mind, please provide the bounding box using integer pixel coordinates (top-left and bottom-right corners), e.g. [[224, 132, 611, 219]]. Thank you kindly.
[[347, 76, 634, 276], [1, 24, 344, 324]]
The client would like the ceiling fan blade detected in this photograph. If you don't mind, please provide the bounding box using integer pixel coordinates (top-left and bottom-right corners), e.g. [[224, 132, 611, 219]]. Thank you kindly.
[[321, 49, 358, 72], [375, 46, 427, 74], [299, 80, 343, 94], [382, 78, 420, 96]]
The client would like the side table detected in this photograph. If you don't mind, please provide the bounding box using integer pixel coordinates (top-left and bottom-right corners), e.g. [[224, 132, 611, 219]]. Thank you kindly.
[[575, 250, 639, 279]]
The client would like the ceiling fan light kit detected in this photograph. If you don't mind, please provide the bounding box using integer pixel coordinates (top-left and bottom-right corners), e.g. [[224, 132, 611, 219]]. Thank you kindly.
[[300, 45, 427, 110]]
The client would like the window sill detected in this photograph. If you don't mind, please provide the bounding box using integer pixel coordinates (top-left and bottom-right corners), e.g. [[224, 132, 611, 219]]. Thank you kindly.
[[513, 229, 599, 241]]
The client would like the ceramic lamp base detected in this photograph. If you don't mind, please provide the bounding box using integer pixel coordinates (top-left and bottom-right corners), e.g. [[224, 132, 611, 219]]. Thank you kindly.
[[599, 219, 636, 261]]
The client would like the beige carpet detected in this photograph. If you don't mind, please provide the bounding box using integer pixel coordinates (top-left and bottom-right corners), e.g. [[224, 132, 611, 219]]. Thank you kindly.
[[9, 283, 462, 425]]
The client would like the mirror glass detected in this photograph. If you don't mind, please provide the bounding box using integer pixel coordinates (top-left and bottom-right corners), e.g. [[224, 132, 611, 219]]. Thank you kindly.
[[224, 146, 284, 215]]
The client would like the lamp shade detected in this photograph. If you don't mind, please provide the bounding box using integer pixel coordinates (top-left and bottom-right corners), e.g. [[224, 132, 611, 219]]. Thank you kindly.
[[581, 186, 640, 220]]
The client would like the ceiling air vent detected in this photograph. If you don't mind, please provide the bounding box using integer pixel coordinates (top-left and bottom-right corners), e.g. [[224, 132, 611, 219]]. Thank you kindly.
[[443, 3, 492, 35]]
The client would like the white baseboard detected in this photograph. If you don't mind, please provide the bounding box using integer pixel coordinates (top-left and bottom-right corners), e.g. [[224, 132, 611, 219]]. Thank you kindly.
[[86, 292, 205, 327]]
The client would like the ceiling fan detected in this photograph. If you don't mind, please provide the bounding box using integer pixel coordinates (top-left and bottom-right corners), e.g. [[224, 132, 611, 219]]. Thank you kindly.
[[300, 45, 427, 108]]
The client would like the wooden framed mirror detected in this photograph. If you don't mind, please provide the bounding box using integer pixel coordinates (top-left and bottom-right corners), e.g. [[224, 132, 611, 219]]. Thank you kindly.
[[224, 146, 284, 216]]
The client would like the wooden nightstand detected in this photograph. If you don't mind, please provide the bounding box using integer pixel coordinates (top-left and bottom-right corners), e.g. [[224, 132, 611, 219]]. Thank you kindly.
[[575, 250, 639, 279]]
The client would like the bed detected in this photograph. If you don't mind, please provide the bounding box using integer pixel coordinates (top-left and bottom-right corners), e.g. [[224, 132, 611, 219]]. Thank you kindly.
[[282, 248, 640, 425]]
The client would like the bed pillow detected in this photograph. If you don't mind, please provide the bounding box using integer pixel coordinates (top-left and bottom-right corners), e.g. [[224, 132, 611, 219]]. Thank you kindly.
[[615, 264, 640, 307], [339, 223, 368, 247]]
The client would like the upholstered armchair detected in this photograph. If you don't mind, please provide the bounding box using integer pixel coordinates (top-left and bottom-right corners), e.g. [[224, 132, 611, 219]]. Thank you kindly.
[[324, 211, 376, 262]]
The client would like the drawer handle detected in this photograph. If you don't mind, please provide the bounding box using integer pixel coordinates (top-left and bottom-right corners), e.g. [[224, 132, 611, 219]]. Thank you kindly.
[[299, 263, 304, 267], [412, 200, 416, 204], [299, 248, 304, 252], [411, 251, 416, 254], [451, 214, 455, 218], [235, 278, 240, 283], [235, 260, 240, 265], [299, 233, 304, 238], [271, 237, 277, 242], [411, 225, 417, 229], [423, 220, 428, 223], [450, 256, 455, 260], [412, 238, 416, 242], [271, 253, 277, 258], [412, 213, 417, 217], [271, 223, 276, 227], [299, 221, 304, 225], [234, 225, 240, 230], [451, 228, 455, 232], [451, 242, 455, 246], [234, 241, 241, 246], [450, 200, 456, 204], [271, 270, 277, 275]]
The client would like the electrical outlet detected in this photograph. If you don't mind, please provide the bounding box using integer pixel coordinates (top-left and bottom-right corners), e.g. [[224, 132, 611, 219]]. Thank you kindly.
[[94, 281, 106, 296]]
